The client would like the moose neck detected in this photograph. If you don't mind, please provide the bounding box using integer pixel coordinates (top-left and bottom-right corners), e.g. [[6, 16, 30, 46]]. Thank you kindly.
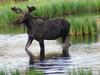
[[23, 16, 34, 29]]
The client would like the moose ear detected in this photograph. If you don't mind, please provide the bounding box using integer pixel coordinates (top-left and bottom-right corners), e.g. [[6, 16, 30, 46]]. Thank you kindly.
[[11, 7, 23, 14], [27, 6, 36, 13]]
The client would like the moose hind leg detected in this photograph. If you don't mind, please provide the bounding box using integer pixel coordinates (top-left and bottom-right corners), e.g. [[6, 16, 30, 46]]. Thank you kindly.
[[39, 40, 45, 61], [25, 37, 34, 65], [62, 37, 70, 57]]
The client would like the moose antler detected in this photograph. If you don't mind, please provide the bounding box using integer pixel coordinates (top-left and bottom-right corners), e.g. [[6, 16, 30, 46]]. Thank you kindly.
[[27, 6, 36, 13], [11, 7, 23, 14]]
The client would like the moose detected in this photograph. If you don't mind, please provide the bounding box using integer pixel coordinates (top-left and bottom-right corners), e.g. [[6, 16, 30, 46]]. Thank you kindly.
[[11, 6, 70, 64]]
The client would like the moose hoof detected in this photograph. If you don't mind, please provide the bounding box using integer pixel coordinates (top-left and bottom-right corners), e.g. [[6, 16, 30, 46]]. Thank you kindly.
[[62, 52, 70, 57], [40, 56, 45, 61]]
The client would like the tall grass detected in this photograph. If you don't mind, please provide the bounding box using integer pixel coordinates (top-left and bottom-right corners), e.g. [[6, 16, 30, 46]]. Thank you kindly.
[[67, 68, 93, 75], [18, 0, 100, 16], [32, 0, 100, 17], [63, 0, 100, 15], [0, 0, 98, 34], [0, 69, 44, 75], [67, 15, 97, 36], [1, 0, 100, 18], [0, 68, 96, 75]]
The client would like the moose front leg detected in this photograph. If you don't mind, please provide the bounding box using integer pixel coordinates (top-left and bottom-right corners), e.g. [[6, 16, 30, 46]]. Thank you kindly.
[[62, 37, 70, 57], [25, 37, 34, 64], [39, 40, 45, 61]]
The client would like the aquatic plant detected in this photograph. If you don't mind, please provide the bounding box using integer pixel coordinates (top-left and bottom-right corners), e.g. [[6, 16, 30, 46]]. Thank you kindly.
[[26, 69, 44, 75], [0, 0, 98, 34], [0, 69, 44, 75], [10, 70, 20, 75], [67, 15, 97, 36], [1, 0, 100, 17], [67, 68, 93, 75], [32, 0, 100, 17], [0, 70, 5, 75]]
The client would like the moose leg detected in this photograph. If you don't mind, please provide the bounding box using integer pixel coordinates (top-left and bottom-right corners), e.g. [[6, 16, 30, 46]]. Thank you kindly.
[[25, 37, 34, 64], [39, 40, 45, 61], [62, 37, 70, 57]]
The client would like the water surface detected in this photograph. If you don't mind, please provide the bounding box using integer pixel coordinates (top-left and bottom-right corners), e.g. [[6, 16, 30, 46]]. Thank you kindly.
[[0, 34, 100, 75]]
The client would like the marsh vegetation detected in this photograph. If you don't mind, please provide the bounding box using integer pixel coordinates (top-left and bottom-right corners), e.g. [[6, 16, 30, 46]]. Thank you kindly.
[[0, 0, 100, 75], [0, 0, 99, 35]]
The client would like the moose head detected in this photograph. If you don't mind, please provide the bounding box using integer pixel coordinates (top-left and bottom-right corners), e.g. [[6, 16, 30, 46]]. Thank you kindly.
[[11, 6, 36, 25]]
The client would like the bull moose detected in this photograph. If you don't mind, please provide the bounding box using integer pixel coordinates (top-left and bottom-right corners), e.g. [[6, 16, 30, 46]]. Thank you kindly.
[[11, 6, 70, 64]]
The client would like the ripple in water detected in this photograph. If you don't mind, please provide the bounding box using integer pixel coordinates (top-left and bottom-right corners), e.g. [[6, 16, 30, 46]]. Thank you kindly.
[[0, 34, 100, 75]]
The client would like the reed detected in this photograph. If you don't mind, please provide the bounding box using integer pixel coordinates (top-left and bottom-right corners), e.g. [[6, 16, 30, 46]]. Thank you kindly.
[[0, 70, 5, 75], [32, 0, 100, 17], [0, 0, 98, 34], [67, 15, 97, 36], [0, 68, 95, 75], [0, 69, 44, 75], [67, 68, 93, 75], [1, 0, 100, 16], [33, 0, 100, 17]]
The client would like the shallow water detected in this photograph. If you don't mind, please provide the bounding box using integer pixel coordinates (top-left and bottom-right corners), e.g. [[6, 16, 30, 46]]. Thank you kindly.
[[0, 34, 100, 75]]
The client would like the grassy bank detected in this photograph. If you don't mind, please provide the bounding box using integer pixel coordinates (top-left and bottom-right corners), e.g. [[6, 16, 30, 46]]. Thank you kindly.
[[33, 0, 100, 17], [68, 15, 97, 36], [0, 68, 96, 75], [0, 0, 99, 35], [2, 0, 100, 17]]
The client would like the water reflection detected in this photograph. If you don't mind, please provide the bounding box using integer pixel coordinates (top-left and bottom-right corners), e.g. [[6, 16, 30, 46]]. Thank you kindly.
[[70, 34, 98, 44], [0, 34, 100, 75]]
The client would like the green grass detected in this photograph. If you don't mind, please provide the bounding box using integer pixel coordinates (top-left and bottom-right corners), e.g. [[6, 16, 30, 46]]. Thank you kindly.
[[67, 68, 93, 75], [0, 68, 95, 75], [1, 0, 100, 19], [31, 0, 100, 17], [0, 68, 94, 75], [0, 0, 99, 35], [0, 69, 44, 75], [67, 15, 97, 36], [1, 0, 100, 17], [26, 69, 44, 75]]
